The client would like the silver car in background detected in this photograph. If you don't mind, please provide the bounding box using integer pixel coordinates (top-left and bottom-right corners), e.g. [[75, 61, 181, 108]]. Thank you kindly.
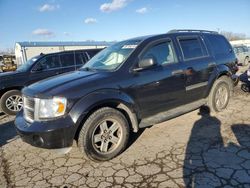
[[233, 45, 250, 66]]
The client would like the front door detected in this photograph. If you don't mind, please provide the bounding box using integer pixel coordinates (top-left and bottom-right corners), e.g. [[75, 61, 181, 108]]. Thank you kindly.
[[28, 54, 62, 85], [128, 39, 186, 118]]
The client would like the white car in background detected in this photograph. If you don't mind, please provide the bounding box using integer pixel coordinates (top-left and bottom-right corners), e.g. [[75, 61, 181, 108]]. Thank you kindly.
[[233, 45, 250, 66]]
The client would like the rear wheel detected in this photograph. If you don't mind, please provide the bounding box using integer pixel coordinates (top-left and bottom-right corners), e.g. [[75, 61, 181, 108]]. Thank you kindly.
[[0, 90, 23, 115], [78, 107, 130, 161], [208, 76, 232, 112]]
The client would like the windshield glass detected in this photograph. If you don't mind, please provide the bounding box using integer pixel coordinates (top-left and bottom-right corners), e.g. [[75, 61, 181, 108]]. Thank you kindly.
[[81, 39, 141, 71], [16, 55, 41, 72]]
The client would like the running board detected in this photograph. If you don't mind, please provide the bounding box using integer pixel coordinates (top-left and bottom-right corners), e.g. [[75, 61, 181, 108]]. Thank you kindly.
[[139, 99, 207, 128]]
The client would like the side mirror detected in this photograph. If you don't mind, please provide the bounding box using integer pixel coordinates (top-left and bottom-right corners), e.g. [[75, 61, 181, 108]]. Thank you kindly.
[[134, 57, 156, 71]]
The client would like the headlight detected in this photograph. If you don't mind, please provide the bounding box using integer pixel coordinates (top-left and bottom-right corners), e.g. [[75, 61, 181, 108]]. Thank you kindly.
[[38, 97, 67, 119]]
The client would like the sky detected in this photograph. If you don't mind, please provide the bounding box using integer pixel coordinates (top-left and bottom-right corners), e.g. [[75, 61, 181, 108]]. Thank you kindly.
[[0, 0, 250, 51]]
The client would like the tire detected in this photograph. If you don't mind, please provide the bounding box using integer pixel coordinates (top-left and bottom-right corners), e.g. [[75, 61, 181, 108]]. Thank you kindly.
[[0, 90, 23, 115], [78, 107, 130, 161], [244, 57, 249, 66], [207, 76, 232, 112]]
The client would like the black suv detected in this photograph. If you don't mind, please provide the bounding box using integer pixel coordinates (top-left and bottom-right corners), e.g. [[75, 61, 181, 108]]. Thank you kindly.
[[15, 30, 238, 161], [0, 49, 102, 115]]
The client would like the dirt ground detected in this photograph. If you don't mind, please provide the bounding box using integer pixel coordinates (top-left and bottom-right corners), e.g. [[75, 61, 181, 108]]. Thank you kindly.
[[0, 66, 250, 188]]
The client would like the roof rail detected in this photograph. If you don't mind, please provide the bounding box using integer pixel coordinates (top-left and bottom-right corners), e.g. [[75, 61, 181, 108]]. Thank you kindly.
[[168, 29, 218, 34]]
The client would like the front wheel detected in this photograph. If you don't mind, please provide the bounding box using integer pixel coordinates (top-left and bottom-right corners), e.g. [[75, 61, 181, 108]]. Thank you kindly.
[[0, 90, 23, 115], [208, 76, 232, 112], [78, 107, 130, 161]]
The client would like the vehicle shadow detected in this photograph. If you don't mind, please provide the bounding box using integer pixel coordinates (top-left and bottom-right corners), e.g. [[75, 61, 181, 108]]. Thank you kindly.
[[0, 120, 17, 147], [183, 106, 250, 187], [125, 128, 146, 151]]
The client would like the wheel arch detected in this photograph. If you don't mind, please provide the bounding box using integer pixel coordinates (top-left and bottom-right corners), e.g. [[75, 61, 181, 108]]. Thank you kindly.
[[71, 90, 140, 140], [204, 64, 233, 98], [0, 86, 23, 99]]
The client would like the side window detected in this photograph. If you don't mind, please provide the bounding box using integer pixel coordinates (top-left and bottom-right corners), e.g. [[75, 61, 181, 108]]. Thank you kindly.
[[87, 50, 99, 58], [75, 52, 87, 65], [142, 41, 176, 65], [207, 35, 231, 56], [36, 55, 60, 70], [60, 53, 75, 67], [179, 37, 207, 59]]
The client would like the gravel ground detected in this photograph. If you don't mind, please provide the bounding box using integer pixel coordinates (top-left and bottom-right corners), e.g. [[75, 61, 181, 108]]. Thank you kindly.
[[1, 66, 250, 188]]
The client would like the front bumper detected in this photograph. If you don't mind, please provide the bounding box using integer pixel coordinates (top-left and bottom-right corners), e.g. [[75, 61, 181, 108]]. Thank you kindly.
[[15, 110, 76, 149]]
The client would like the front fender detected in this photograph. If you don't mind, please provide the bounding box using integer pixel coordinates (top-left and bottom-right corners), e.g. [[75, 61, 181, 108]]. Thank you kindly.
[[69, 89, 139, 132]]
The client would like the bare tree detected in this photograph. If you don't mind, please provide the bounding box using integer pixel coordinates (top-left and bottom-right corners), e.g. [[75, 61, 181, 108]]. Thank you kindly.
[[220, 31, 246, 41]]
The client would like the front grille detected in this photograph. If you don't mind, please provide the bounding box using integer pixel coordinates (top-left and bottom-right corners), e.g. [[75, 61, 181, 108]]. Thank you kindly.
[[23, 96, 35, 123]]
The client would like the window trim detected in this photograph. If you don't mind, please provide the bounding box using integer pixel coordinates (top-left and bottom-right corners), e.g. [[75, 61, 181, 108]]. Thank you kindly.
[[177, 35, 209, 61]]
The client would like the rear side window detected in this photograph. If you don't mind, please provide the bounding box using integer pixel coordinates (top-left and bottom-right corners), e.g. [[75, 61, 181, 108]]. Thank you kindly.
[[60, 53, 75, 67], [178, 37, 208, 59], [75, 52, 88, 65], [87, 50, 100, 58], [207, 35, 231, 56], [37, 55, 61, 70]]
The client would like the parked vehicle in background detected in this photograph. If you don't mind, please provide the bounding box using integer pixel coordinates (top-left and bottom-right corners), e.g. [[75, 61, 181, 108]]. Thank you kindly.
[[0, 56, 3, 72], [0, 55, 17, 72], [233, 45, 250, 66], [0, 48, 102, 115], [15, 30, 238, 161], [15, 41, 112, 65]]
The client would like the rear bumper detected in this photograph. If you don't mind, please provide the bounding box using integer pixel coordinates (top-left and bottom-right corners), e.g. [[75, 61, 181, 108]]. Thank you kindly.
[[15, 110, 76, 149]]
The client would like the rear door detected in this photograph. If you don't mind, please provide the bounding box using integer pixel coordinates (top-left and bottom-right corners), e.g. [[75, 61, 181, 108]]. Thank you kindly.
[[29, 54, 62, 84], [176, 35, 215, 103], [60, 52, 76, 73]]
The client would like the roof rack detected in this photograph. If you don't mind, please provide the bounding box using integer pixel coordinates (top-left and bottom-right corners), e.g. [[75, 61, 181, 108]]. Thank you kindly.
[[168, 29, 218, 34]]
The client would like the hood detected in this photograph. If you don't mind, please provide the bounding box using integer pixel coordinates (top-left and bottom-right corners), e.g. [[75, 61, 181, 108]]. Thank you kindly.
[[23, 70, 108, 98], [0, 71, 23, 79], [0, 71, 27, 89]]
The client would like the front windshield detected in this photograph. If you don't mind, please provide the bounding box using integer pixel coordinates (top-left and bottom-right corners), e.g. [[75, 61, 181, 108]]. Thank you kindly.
[[81, 39, 141, 71], [16, 55, 40, 72]]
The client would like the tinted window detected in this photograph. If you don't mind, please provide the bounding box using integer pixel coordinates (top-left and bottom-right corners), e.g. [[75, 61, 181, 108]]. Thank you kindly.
[[207, 35, 231, 55], [179, 37, 207, 59], [37, 55, 60, 70], [87, 50, 100, 58], [142, 41, 176, 65], [60, 53, 75, 67], [75, 52, 87, 65]]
